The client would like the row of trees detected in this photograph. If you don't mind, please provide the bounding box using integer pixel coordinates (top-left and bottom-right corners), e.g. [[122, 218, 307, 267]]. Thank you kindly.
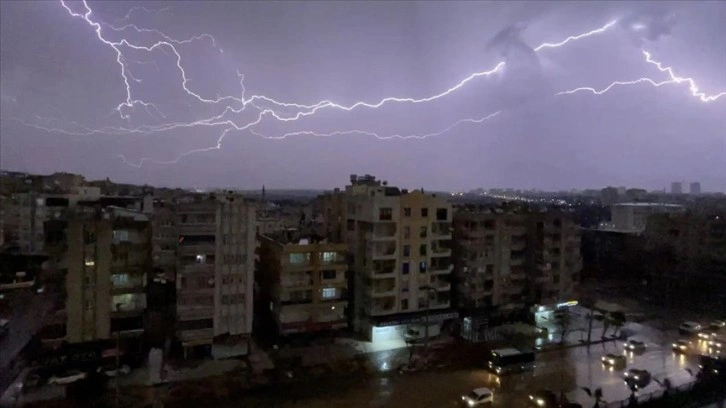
[[554, 307, 626, 345]]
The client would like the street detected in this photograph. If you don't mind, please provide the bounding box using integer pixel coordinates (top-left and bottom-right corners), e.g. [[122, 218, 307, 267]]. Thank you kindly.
[[0, 289, 54, 396], [225, 320, 701, 408]]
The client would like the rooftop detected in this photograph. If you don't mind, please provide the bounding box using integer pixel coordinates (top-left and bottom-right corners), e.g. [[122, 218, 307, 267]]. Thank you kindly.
[[613, 202, 684, 208]]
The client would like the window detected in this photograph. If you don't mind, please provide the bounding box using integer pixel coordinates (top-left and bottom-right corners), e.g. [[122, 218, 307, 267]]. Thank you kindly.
[[420, 226, 427, 238], [419, 261, 427, 273], [401, 299, 408, 310], [321, 251, 337, 263], [322, 287, 337, 299], [346, 219, 355, 231], [401, 262, 409, 274], [195, 254, 207, 264], [436, 208, 448, 221], [379, 208, 392, 221], [403, 226, 410, 239], [113, 230, 129, 242], [403, 245, 410, 257], [404, 207, 411, 217], [421, 208, 428, 217], [84, 258, 95, 267], [321, 270, 336, 280], [289, 253, 310, 264], [111, 274, 129, 287], [419, 244, 427, 256]]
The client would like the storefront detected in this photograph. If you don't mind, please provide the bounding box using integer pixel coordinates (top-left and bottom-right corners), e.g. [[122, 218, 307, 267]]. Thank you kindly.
[[368, 311, 458, 343]]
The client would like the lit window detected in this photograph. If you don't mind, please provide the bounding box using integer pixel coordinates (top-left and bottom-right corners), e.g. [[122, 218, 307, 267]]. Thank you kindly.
[[322, 252, 337, 263], [289, 253, 310, 264], [84, 259, 95, 267], [195, 254, 206, 263], [322, 287, 337, 299], [111, 274, 129, 287], [113, 230, 129, 242]]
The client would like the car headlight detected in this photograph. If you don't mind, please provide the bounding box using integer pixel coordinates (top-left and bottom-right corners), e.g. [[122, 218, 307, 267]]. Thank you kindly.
[[536, 398, 545, 406], [672, 343, 677, 348], [467, 400, 475, 406]]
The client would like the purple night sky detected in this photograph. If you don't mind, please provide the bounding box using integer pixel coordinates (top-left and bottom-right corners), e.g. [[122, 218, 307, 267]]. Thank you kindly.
[[1, 1, 724, 191]]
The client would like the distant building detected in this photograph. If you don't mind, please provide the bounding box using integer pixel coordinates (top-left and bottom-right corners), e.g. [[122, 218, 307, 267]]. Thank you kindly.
[[257, 230, 348, 335], [608, 202, 686, 233], [600, 187, 620, 206], [671, 182, 683, 195], [689, 182, 701, 195]]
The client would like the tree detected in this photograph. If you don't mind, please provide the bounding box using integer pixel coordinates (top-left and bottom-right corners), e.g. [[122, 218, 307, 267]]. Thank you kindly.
[[554, 310, 572, 345], [609, 311, 626, 338]]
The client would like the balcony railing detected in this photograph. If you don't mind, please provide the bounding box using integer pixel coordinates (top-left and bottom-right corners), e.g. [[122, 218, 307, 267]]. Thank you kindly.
[[430, 264, 453, 274]]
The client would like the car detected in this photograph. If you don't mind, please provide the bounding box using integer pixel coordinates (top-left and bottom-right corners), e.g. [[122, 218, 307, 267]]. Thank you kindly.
[[601, 353, 626, 368], [625, 339, 646, 352], [48, 370, 87, 386], [710, 320, 726, 329], [101, 364, 131, 377], [708, 338, 724, 352], [679, 322, 703, 335], [527, 390, 559, 407], [623, 369, 651, 389], [698, 329, 718, 340], [461, 388, 494, 406], [672, 339, 692, 353]]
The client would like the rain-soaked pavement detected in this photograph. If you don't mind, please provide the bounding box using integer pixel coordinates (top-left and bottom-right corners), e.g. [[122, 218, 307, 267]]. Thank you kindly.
[[226, 321, 706, 408]]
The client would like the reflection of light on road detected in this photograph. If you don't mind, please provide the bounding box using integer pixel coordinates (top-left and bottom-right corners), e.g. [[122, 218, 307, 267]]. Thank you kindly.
[[379, 361, 390, 372], [676, 353, 686, 368]]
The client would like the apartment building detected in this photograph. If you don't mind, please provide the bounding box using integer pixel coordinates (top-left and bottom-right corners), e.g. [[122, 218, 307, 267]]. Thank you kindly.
[[151, 199, 178, 282], [63, 206, 151, 343], [328, 174, 454, 343], [608, 202, 685, 233], [453, 206, 582, 322], [175, 193, 256, 356], [257, 230, 348, 335]]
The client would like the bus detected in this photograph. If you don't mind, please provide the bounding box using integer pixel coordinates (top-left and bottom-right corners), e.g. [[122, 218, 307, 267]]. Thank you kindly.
[[487, 348, 536, 374]]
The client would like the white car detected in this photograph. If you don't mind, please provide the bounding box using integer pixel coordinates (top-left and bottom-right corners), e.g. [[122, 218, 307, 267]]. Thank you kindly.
[[461, 387, 494, 406], [679, 322, 702, 335], [102, 364, 131, 377], [625, 339, 646, 352], [48, 370, 86, 385]]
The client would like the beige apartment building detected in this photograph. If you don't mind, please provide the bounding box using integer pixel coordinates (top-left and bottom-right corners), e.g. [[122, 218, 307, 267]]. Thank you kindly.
[[257, 230, 348, 335], [325, 175, 454, 343], [175, 193, 256, 356], [64, 207, 150, 343], [453, 206, 582, 332]]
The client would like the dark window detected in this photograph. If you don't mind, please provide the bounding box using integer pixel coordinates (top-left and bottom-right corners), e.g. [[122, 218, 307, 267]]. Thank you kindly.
[[419, 244, 427, 256], [419, 261, 427, 273], [178, 319, 214, 331], [322, 270, 336, 280], [402, 262, 409, 274], [484, 280, 494, 290], [436, 208, 448, 221], [420, 226, 427, 238], [404, 208, 411, 217], [421, 208, 428, 217], [346, 219, 355, 231], [403, 245, 410, 257], [403, 226, 410, 239], [379, 208, 392, 221], [401, 299, 408, 310]]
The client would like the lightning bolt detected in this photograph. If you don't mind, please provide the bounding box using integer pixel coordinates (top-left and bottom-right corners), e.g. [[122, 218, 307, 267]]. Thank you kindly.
[[556, 49, 725, 102], [24, 3, 632, 167], [113, 5, 172, 25]]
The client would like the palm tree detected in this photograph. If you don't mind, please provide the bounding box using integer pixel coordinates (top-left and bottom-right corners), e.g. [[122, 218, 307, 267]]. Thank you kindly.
[[581, 387, 604, 408]]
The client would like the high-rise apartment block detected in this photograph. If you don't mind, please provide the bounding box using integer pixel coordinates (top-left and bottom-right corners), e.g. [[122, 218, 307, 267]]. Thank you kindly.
[[175, 193, 256, 355], [453, 206, 582, 314], [63, 207, 151, 343], [321, 175, 454, 343], [257, 231, 348, 335], [671, 182, 683, 195], [689, 182, 701, 195]]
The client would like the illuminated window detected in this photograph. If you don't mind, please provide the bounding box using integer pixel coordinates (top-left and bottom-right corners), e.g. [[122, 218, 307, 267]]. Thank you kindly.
[[84, 258, 95, 267], [321, 252, 336, 263], [322, 287, 336, 299], [289, 253, 310, 264], [111, 274, 129, 287], [113, 230, 129, 242]]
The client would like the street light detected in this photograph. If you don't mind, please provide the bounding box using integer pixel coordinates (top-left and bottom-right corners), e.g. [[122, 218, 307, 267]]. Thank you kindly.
[[420, 285, 439, 365]]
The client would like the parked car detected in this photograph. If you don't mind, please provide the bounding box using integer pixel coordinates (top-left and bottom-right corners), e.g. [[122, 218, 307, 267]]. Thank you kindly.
[[709, 320, 726, 329], [527, 390, 559, 407], [624, 339, 646, 352], [708, 338, 724, 352], [461, 387, 494, 406], [48, 370, 87, 386], [698, 329, 718, 340], [672, 339, 692, 354], [601, 353, 626, 368], [623, 369, 651, 389], [679, 322, 702, 335]]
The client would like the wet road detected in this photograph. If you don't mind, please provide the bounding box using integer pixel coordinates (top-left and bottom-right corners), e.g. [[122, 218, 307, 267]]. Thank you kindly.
[[230, 322, 701, 408]]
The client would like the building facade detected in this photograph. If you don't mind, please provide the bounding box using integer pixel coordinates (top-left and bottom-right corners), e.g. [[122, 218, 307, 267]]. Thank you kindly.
[[325, 175, 454, 343], [609, 202, 685, 233], [257, 231, 348, 335], [175, 193, 256, 355], [453, 207, 582, 315]]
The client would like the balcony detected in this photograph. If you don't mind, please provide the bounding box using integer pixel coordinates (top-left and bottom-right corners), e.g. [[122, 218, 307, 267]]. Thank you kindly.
[[179, 243, 216, 254], [372, 224, 397, 240], [372, 245, 396, 259], [534, 273, 551, 284], [431, 222, 452, 238], [510, 257, 524, 266], [431, 245, 451, 257], [178, 223, 216, 235], [430, 278, 451, 292], [280, 277, 313, 289], [370, 280, 396, 297], [370, 267, 396, 279], [430, 263, 453, 275], [370, 304, 397, 316]]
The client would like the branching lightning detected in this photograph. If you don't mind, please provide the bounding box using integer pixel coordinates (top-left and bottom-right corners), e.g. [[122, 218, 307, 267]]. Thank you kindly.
[[18, 1, 722, 168]]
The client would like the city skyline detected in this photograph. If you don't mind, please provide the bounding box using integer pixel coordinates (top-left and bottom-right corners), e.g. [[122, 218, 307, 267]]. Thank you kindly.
[[1, 1, 725, 191]]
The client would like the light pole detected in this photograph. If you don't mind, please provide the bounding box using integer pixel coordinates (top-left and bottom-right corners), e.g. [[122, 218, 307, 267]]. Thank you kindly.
[[420, 285, 438, 365]]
